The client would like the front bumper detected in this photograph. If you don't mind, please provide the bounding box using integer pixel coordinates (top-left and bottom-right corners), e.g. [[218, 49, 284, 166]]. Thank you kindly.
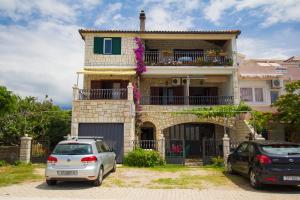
[[45, 164, 99, 181]]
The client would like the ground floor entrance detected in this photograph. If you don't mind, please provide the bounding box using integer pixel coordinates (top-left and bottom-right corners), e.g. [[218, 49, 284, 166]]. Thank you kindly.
[[163, 123, 215, 158]]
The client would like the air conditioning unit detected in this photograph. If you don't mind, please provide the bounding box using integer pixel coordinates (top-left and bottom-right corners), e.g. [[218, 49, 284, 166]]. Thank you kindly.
[[182, 78, 190, 85], [171, 78, 181, 86], [271, 79, 282, 88]]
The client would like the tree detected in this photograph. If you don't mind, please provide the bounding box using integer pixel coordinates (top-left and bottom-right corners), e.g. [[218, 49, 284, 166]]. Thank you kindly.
[[0, 86, 17, 117], [0, 86, 71, 146], [274, 81, 300, 142]]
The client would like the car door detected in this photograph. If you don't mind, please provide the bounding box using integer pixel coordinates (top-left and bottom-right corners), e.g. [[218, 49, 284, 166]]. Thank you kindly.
[[95, 141, 108, 173], [99, 141, 110, 173], [102, 141, 114, 170], [234, 142, 249, 174]]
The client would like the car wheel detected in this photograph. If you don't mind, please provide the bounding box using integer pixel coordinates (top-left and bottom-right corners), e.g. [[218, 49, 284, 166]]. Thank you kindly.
[[94, 167, 103, 187], [46, 180, 57, 186], [249, 169, 263, 189], [227, 161, 234, 174], [111, 160, 116, 173]]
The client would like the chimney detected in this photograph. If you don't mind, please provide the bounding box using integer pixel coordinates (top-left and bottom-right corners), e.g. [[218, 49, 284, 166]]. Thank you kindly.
[[139, 10, 146, 31]]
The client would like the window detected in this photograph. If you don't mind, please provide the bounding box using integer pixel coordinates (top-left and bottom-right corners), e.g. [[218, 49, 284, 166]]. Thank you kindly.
[[254, 88, 264, 102], [270, 91, 279, 104], [240, 88, 253, 102], [104, 38, 112, 54], [53, 143, 93, 155]]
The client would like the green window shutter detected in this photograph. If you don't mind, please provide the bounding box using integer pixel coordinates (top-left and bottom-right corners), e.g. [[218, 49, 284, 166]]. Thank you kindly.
[[112, 37, 121, 55], [94, 37, 103, 54]]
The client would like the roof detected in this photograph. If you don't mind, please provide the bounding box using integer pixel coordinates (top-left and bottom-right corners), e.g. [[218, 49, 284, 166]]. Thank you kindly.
[[78, 29, 241, 39], [238, 60, 285, 79]]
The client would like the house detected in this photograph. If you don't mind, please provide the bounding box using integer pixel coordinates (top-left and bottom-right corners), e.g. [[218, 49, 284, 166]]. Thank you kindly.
[[238, 55, 300, 141], [71, 11, 260, 163]]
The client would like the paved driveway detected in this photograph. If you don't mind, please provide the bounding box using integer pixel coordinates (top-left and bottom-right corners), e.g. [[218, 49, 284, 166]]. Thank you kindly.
[[0, 181, 299, 200]]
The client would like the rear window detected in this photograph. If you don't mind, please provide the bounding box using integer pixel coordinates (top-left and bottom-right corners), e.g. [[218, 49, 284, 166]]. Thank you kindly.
[[53, 143, 93, 155], [261, 145, 300, 155]]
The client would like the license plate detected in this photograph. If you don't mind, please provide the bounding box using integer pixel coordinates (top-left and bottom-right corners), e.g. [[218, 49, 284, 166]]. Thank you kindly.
[[57, 170, 78, 176], [283, 176, 300, 181]]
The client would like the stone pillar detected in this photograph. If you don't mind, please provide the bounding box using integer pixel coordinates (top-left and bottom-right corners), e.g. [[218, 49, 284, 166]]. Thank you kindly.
[[232, 69, 240, 105], [19, 134, 32, 164], [127, 82, 133, 101], [222, 133, 230, 166], [72, 84, 79, 100], [157, 130, 165, 159]]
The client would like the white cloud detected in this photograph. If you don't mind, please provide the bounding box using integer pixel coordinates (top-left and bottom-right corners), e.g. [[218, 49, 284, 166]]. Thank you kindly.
[[204, 0, 300, 27], [141, 0, 201, 30], [0, 21, 83, 105], [238, 29, 300, 59], [0, 0, 76, 22]]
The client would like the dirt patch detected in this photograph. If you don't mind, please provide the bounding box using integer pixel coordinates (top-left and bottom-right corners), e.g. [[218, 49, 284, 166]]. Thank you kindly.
[[102, 166, 242, 190]]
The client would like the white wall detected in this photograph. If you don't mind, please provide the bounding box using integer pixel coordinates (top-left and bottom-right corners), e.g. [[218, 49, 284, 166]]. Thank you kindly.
[[239, 80, 271, 105]]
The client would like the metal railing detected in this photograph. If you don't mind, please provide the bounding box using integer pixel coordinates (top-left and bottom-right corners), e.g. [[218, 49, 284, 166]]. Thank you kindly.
[[140, 96, 233, 105], [132, 140, 159, 150], [144, 51, 233, 66], [79, 89, 128, 100]]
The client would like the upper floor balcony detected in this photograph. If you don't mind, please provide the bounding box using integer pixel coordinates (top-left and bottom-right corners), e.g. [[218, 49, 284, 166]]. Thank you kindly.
[[144, 50, 232, 66]]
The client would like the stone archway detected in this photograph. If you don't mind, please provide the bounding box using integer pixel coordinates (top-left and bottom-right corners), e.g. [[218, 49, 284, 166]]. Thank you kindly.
[[140, 111, 236, 140]]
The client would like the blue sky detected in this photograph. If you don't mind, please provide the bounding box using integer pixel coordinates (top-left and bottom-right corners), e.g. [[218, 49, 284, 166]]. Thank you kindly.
[[0, 0, 300, 107]]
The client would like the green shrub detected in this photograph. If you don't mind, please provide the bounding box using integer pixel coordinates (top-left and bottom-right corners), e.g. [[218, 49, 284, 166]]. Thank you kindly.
[[124, 148, 165, 167], [211, 156, 224, 167], [0, 160, 7, 167]]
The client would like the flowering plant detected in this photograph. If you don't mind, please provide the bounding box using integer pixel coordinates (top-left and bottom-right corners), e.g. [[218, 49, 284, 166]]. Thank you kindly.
[[170, 144, 183, 154], [134, 37, 146, 75], [133, 84, 142, 111]]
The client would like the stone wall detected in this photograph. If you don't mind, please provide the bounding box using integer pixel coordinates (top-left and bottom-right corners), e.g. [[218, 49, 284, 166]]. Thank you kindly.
[[140, 105, 236, 140], [84, 35, 136, 66], [71, 99, 135, 154], [0, 146, 19, 164]]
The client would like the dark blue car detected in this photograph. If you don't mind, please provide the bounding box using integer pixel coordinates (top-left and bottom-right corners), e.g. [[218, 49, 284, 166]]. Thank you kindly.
[[227, 140, 300, 189]]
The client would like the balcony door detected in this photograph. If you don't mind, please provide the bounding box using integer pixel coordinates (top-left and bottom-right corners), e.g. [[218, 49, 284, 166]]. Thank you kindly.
[[189, 87, 218, 105], [150, 86, 183, 105], [90, 80, 128, 99]]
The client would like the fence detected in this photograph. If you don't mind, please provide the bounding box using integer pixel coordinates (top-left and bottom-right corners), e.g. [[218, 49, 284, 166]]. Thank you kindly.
[[0, 145, 20, 164]]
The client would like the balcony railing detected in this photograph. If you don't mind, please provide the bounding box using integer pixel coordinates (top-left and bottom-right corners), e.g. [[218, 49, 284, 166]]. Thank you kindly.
[[78, 89, 128, 100], [140, 96, 233, 105], [144, 51, 233, 66], [132, 140, 159, 150]]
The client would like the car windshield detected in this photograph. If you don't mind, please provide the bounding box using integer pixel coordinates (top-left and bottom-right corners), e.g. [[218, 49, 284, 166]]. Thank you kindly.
[[53, 143, 93, 155], [261, 144, 300, 155]]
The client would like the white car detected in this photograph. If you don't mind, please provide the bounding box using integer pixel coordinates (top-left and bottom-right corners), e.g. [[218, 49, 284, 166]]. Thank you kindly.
[[45, 136, 116, 186]]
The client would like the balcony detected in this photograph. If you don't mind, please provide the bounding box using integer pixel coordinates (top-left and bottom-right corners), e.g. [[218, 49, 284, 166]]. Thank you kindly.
[[78, 88, 128, 100], [144, 50, 233, 67], [140, 96, 233, 105]]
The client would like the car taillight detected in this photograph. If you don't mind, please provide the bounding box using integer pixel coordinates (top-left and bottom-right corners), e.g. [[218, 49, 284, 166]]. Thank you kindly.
[[81, 156, 97, 163], [256, 154, 272, 165], [47, 156, 57, 164]]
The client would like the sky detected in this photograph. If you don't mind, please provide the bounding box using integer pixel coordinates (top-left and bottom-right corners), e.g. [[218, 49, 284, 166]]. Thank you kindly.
[[0, 0, 300, 108]]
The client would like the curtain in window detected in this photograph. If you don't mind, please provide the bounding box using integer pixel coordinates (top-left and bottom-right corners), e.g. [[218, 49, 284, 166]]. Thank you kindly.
[[240, 88, 253, 102], [255, 88, 264, 102]]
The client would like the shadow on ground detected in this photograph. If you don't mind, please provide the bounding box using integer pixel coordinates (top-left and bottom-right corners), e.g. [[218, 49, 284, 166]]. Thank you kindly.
[[223, 171, 300, 194], [36, 173, 111, 190]]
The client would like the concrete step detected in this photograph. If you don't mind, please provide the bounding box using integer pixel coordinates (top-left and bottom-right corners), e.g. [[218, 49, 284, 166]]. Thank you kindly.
[[185, 159, 203, 166]]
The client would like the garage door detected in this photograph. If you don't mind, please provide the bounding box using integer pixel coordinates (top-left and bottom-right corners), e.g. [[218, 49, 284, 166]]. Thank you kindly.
[[78, 123, 124, 163]]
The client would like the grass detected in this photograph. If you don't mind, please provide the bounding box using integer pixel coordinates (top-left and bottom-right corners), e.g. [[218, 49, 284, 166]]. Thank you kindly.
[[0, 163, 44, 187], [151, 169, 229, 189]]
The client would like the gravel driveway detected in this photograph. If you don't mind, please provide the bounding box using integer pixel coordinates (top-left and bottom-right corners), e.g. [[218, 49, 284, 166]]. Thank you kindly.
[[0, 166, 299, 200]]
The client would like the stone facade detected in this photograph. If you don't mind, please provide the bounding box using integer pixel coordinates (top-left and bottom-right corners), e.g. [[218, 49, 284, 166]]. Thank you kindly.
[[84, 34, 136, 66], [71, 99, 135, 154], [139, 105, 237, 141]]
